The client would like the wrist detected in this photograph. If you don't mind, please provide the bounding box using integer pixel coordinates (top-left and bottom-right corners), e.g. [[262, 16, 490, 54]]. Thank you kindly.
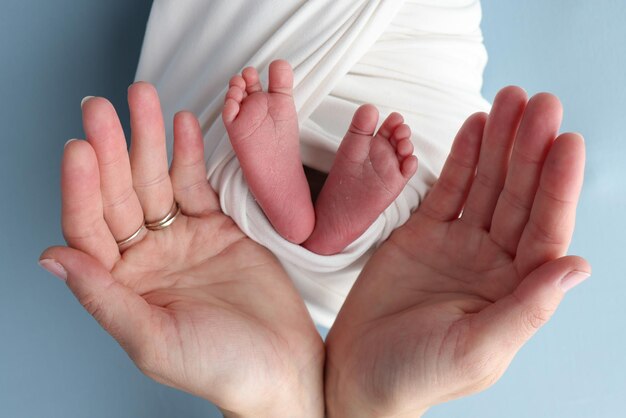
[[324, 356, 429, 418], [220, 384, 324, 418], [325, 394, 429, 418], [220, 349, 325, 418]]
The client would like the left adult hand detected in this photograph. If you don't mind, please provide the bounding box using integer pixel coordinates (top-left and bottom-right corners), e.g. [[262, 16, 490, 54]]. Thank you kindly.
[[39, 83, 325, 418]]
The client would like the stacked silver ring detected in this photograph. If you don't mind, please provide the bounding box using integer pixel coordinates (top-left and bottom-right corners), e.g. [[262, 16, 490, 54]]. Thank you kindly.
[[115, 200, 181, 248], [145, 201, 181, 231]]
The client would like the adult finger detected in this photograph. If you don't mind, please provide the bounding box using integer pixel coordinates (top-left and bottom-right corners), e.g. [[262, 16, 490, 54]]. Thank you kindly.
[[460, 87, 527, 229], [515, 133, 586, 277], [489, 93, 562, 255], [128, 82, 174, 223], [417, 112, 487, 222], [170, 111, 220, 215], [61, 139, 120, 270], [82, 97, 145, 245]]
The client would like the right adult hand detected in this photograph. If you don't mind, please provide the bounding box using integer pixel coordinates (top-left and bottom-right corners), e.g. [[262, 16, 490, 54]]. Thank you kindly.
[[39, 83, 324, 418], [324, 87, 590, 417]]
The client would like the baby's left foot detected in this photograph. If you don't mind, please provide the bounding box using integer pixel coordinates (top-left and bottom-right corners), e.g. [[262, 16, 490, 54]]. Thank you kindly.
[[303, 105, 417, 255], [222, 60, 315, 244]]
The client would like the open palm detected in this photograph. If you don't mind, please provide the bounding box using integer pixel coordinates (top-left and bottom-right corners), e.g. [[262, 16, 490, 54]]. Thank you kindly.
[[325, 87, 590, 417], [40, 84, 324, 417]]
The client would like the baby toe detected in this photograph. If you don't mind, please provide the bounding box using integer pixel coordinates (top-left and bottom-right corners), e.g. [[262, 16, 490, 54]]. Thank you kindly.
[[229, 75, 246, 90], [389, 123, 411, 148], [376, 112, 404, 140], [242, 66, 263, 94], [400, 155, 418, 178], [396, 138, 414, 158], [225, 85, 244, 103], [223, 86, 244, 124], [222, 101, 240, 125]]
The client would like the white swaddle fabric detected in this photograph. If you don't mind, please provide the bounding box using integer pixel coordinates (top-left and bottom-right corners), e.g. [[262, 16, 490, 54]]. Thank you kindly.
[[135, 0, 491, 328]]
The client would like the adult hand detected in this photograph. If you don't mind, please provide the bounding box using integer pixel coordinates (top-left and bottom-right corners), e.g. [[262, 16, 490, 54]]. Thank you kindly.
[[324, 87, 590, 417], [39, 83, 324, 418]]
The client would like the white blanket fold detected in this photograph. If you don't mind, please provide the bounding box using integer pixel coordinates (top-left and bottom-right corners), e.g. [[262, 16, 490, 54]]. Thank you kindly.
[[136, 0, 491, 328]]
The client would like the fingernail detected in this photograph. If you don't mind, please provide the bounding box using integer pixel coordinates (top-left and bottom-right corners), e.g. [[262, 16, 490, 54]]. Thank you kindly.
[[81, 96, 95, 108], [39, 259, 68, 282], [64, 138, 78, 148], [570, 132, 585, 143], [559, 271, 590, 293]]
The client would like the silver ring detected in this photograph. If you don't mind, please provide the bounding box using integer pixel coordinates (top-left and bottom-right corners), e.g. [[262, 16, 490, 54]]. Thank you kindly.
[[116, 224, 146, 249], [145, 201, 181, 231]]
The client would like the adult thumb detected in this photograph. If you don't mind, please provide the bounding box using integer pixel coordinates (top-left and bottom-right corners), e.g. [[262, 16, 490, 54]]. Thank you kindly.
[[39, 246, 152, 357], [473, 255, 591, 354]]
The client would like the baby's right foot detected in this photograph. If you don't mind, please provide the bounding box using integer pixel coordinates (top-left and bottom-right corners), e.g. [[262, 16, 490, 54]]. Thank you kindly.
[[222, 60, 314, 243], [303, 105, 418, 255]]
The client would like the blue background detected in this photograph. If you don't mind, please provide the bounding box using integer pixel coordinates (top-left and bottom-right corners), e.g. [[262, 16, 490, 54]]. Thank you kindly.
[[1, 1, 624, 417]]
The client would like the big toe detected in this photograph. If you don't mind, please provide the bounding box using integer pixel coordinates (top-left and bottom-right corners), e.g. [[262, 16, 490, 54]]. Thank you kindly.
[[268, 59, 294, 95], [349, 104, 379, 136]]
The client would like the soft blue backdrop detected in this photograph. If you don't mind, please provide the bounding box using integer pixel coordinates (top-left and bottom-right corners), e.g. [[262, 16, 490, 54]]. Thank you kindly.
[[1, 1, 624, 417]]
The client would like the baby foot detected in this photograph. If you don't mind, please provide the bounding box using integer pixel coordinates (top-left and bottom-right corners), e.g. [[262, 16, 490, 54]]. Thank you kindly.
[[222, 60, 314, 243], [303, 105, 417, 255]]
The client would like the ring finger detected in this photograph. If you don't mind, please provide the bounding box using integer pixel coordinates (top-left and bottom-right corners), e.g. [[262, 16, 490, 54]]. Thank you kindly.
[[82, 96, 145, 245]]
